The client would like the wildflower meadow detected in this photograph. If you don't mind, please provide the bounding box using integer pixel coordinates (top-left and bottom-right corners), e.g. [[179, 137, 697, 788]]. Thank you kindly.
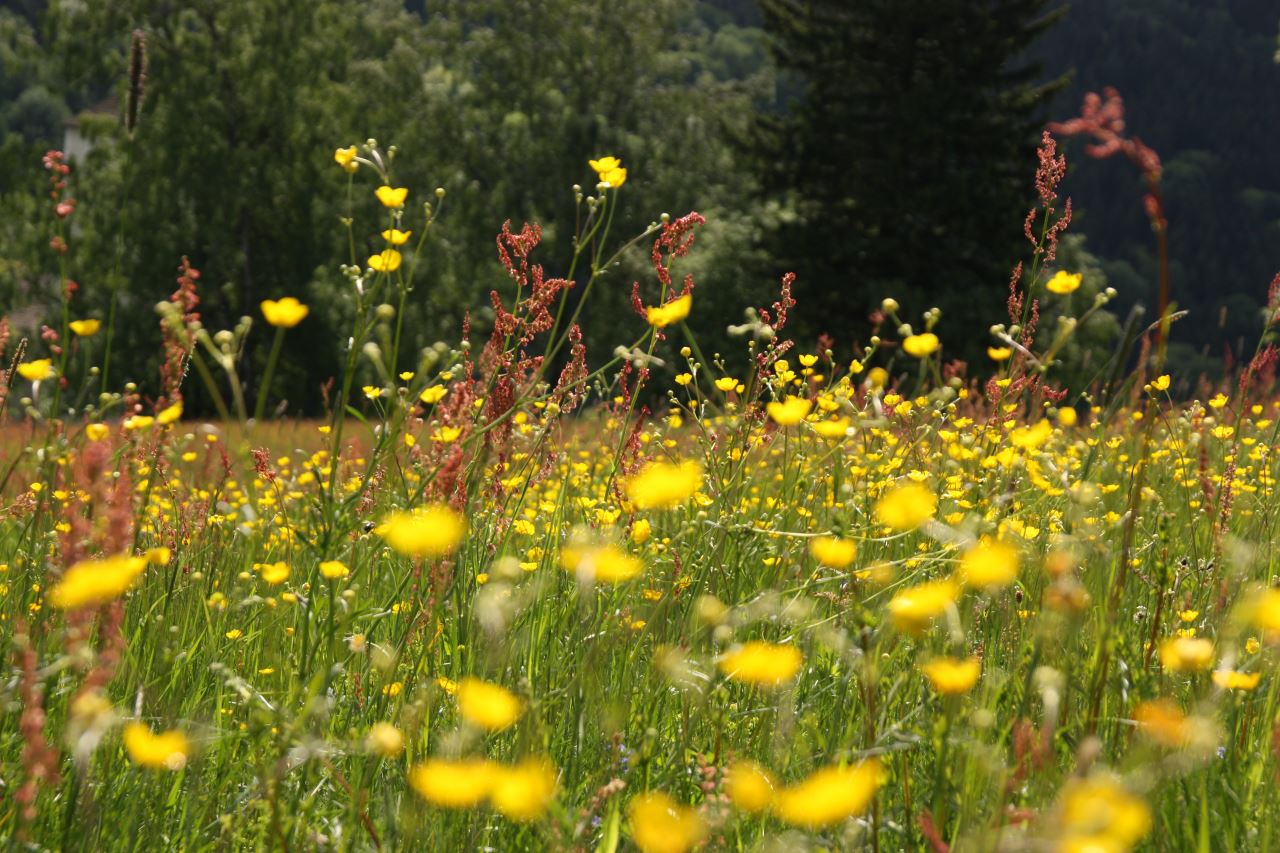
[[5, 109, 1280, 852]]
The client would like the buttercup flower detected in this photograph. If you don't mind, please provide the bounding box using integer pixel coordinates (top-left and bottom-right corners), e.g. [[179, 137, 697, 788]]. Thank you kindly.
[[260, 297, 309, 328], [376, 185, 409, 208], [1046, 270, 1083, 294], [334, 145, 359, 173], [17, 359, 54, 382], [902, 332, 940, 358], [369, 249, 402, 272], [646, 293, 691, 327], [69, 319, 101, 336]]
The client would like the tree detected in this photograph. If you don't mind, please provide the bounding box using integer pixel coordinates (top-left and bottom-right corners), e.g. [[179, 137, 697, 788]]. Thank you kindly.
[[756, 0, 1067, 360]]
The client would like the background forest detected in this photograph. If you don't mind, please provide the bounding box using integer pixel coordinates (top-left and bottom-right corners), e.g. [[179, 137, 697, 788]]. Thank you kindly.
[[2, 0, 1279, 412]]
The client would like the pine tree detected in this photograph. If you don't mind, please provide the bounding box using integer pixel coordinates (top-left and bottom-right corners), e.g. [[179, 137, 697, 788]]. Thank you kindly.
[[757, 0, 1066, 357]]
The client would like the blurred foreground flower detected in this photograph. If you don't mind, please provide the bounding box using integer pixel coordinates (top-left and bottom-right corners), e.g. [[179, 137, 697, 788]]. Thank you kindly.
[[377, 505, 466, 559], [626, 459, 702, 510], [457, 678, 524, 731], [874, 482, 937, 531], [646, 293, 691, 327], [718, 641, 803, 687], [50, 554, 148, 610], [629, 791, 705, 853], [773, 759, 881, 828], [123, 722, 190, 770]]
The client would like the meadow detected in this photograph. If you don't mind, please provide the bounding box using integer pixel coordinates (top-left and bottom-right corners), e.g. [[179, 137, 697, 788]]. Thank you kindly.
[[3, 138, 1280, 852]]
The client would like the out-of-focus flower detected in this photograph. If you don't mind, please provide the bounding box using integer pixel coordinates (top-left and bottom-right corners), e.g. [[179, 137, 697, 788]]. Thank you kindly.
[[628, 791, 704, 853], [123, 722, 190, 770], [377, 506, 466, 559], [767, 396, 812, 426], [874, 483, 937, 531], [888, 578, 957, 635], [717, 641, 803, 687], [902, 333, 939, 358], [646, 293, 691, 327], [457, 678, 524, 731], [810, 536, 857, 569], [50, 554, 148, 610], [959, 538, 1019, 589], [625, 460, 702, 510], [17, 359, 54, 382], [260, 297, 309, 328], [408, 758, 494, 808], [921, 657, 981, 695], [1046, 270, 1082, 295], [773, 759, 881, 828]]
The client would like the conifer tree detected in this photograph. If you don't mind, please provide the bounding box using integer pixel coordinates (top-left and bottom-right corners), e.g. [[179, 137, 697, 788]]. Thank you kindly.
[[757, 0, 1066, 356]]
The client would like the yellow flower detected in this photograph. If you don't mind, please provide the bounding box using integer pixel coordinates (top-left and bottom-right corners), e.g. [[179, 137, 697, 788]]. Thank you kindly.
[[1150, 374, 1171, 392], [85, 423, 109, 441], [1245, 588, 1280, 633], [419, 385, 448, 404], [589, 156, 628, 188], [646, 293, 692, 327], [69, 319, 101, 337], [902, 333, 940, 358], [714, 376, 738, 392], [631, 518, 652, 545], [1212, 669, 1261, 690], [809, 536, 857, 569], [457, 678, 524, 731], [774, 759, 882, 828], [375, 185, 409, 208], [873, 482, 937, 531], [1159, 637, 1215, 673], [224, 629, 243, 640], [259, 561, 290, 585], [319, 560, 349, 580], [123, 415, 154, 431], [489, 758, 558, 821], [49, 554, 148, 610], [625, 460, 702, 510], [17, 359, 54, 382], [1046, 270, 1083, 294], [1056, 775, 1151, 852], [408, 758, 495, 808], [156, 402, 183, 426], [921, 657, 981, 695], [561, 543, 644, 583], [766, 396, 812, 426], [717, 641, 803, 687], [812, 417, 851, 439], [260, 297, 309, 328], [1010, 418, 1053, 450], [123, 722, 190, 770], [1208, 393, 1228, 409], [887, 578, 957, 635], [381, 228, 412, 245], [376, 505, 467, 559], [362, 385, 385, 401], [1134, 699, 1196, 749], [369, 249, 402, 272], [988, 346, 1013, 361], [334, 145, 359, 173], [959, 537, 1019, 589], [589, 156, 622, 173], [727, 761, 777, 813], [628, 792, 705, 853], [366, 722, 404, 758]]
